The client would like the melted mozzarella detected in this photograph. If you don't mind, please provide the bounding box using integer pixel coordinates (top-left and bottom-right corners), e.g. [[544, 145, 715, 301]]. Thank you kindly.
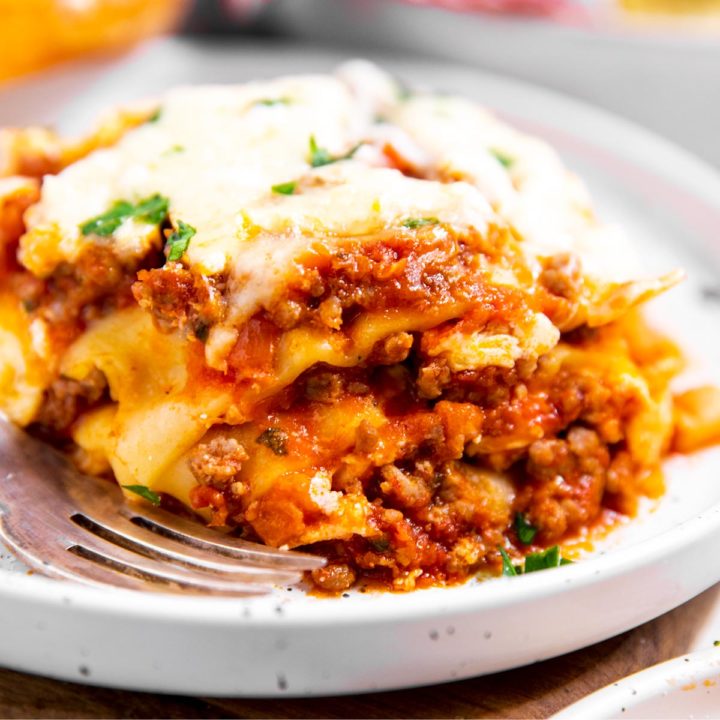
[[384, 91, 639, 282], [225, 164, 492, 324], [21, 61, 657, 319], [24, 75, 367, 274]]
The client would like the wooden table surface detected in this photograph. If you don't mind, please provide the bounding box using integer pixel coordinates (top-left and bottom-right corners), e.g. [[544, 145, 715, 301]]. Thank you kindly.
[[1, 584, 718, 719]]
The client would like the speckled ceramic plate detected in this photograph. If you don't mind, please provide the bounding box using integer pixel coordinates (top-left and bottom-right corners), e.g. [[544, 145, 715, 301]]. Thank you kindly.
[[554, 648, 720, 719], [1, 41, 720, 697]]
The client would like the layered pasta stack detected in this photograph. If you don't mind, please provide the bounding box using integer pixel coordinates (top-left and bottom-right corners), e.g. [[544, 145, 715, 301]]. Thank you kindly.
[[0, 63, 712, 592]]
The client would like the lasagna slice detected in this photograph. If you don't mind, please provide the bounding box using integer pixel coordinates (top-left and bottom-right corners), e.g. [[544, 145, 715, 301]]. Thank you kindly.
[[0, 62, 714, 592]]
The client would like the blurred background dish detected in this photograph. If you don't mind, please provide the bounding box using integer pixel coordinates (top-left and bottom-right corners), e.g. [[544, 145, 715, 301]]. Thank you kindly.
[[0, 0, 188, 82]]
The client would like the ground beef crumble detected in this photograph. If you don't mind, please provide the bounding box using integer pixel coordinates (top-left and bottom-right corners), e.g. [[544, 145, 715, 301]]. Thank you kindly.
[[188, 437, 248, 490], [12, 244, 159, 357], [310, 562, 357, 593], [133, 263, 225, 338], [518, 427, 610, 542], [32, 367, 107, 435]]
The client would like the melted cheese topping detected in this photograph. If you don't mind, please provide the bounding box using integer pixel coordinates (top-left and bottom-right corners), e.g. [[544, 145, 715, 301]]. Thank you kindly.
[[20, 61, 648, 317], [386, 94, 638, 283]]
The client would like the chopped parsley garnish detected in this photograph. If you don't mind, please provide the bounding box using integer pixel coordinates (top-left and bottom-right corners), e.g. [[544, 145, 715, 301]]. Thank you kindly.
[[165, 220, 196, 262], [255, 427, 288, 456], [524, 545, 573, 573], [499, 544, 571, 577], [369, 536, 391, 553], [147, 108, 162, 123], [308, 135, 361, 168], [490, 148, 514, 169], [714, 640, 720, 647], [499, 547, 518, 577], [309, 135, 333, 167], [514, 513, 538, 545], [80, 194, 169, 237], [272, 181, 297, 196], [255, 97, 291, 107], [402, 217, 439, 229], [121, 484, 161, 506], [80, 200, 134, 237], [133, 194, 170, 225]]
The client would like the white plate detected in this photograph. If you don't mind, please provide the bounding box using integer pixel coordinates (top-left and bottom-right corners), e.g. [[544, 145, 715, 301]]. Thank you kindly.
[[2, 41, 720, 697], [555, 648, 720, 719]]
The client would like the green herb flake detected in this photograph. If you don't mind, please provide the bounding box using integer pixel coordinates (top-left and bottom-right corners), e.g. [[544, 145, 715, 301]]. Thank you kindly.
[[271, 181, 297, 196], [490, 148, 514, 169], [255, 97, 291, 107], [402, 217, 439, 229], [524, 545, 570, 573], [255, 427, 289, 456], [165, 220, 196, 263], [309, 135, 333, 168], [308, 135, 361, 168], [121, 484, 161, 506], [133, 193, 170, 225], [369, 536, 391, 553], [514, 512, 538, 545], [147, 108, 162, 123], [498, 547, 518, 577], [714, 640, 720, 647], [80, 194, 170, 237], [80, 200, 135, 237]]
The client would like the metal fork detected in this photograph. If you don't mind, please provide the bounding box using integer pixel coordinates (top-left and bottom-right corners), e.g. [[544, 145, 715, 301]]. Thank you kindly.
[[0, 416, 325, 595]]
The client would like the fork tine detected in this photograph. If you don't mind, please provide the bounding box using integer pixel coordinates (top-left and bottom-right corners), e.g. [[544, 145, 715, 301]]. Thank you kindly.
[[0, 516, 271, 596], [70, 512, 303, 585], [0, 417, 324, 594], [66, 533, 276, 595], [0, 525, 165, 593], [126, 506, 325, 570], [43, 437, 324, 571]]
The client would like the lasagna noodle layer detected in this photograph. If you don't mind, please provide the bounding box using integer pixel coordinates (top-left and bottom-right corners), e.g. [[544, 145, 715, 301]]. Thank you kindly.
[[64, 311, 678, 590]]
